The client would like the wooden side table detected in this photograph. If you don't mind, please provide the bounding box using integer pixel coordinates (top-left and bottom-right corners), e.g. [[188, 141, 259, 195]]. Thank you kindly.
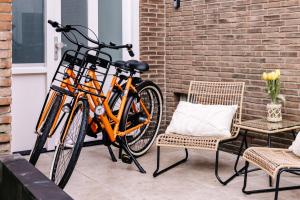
[[234, 118, 300, 186]]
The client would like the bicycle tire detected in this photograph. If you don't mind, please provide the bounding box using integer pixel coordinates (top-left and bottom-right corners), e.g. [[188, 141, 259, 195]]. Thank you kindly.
[[50, 99, 89, 189], [120, 81, 163, 157], [29, 93, 63, 166]]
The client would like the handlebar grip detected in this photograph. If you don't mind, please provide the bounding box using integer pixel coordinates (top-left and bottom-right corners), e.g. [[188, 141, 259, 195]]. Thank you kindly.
[[126, 44, 134, 57], [128, 48, 135, 57], [55, 25, 71, 33], [48, 20, 59, 28], [55, 28, 64, 32]]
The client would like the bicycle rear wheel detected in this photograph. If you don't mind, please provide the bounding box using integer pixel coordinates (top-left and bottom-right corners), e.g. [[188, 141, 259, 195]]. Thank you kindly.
[[29, 93, 63, 165], [120, 81, 163, 157], [50, 99, 89, 189]]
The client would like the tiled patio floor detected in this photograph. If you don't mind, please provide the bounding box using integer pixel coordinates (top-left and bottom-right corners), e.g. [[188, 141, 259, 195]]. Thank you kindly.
[[31, 145, 300, 200]]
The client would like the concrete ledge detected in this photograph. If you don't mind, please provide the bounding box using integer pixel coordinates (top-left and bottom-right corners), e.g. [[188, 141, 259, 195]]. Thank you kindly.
[[0, 154, 73, 200]]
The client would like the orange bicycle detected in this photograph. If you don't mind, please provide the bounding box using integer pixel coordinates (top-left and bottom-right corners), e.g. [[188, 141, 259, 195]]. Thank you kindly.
[[30, 21, 103, 165], [29, 21, 159, 165], [50, 49, 163, 189], [29, 21, 163, 188]]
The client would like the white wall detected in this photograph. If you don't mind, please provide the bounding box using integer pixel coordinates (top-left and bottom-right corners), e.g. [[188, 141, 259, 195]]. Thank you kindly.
[[11, 74, 46, 152]]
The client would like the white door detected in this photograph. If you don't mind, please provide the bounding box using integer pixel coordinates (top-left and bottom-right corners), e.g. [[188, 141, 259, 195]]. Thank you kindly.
[[11, 0, 139, 152]]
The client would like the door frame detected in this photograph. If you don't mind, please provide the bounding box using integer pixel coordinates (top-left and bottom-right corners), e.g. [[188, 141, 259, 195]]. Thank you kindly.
[[122, 0, 140, 61]]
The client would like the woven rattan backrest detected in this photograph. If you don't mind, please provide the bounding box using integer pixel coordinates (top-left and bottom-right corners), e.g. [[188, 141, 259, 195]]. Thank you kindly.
[[187, 81, 245, 137]]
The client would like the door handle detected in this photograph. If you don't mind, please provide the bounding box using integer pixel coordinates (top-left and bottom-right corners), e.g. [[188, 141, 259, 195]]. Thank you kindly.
[[54, 36, 67, 61]]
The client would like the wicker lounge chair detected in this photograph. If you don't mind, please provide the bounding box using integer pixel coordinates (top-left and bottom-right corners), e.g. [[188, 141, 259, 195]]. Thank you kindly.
[[153, 81, 245, 185], [243, 147, 300, 200]]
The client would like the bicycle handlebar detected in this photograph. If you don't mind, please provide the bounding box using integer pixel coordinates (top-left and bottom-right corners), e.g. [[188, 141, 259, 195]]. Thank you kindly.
[[48, 20, 135, 57], [107, 42, 135, 57], [48, 20, 59, 28]]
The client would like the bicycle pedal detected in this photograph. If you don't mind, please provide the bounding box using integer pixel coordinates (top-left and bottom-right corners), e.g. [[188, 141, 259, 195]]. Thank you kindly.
[[121, 154, 133, 164]]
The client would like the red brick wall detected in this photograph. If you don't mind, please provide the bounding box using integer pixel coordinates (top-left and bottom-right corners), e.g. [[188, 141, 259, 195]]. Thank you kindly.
[[140, 0, 300, 149], [139, 0, 167, 128], [0, 0, 12, 154]]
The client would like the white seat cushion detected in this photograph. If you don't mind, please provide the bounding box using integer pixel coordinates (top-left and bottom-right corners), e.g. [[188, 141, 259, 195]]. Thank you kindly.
[[166, 101, 238, 137]]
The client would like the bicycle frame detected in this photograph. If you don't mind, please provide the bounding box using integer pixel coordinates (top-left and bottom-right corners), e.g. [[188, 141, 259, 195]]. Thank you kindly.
[[36, 45, 151, 145], [61, 66, 152, 143]]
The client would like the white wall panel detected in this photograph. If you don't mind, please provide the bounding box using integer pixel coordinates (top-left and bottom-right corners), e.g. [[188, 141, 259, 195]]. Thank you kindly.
[[11, 74, 46, 152]]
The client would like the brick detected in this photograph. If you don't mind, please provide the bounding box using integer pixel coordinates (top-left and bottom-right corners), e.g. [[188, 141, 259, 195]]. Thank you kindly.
[[0, 124, 10, 133], [0, 13, 11, 21], [0, 77, 10, 86], [264, 15, 280, 21], [0, 58, 11, 68], [0, 68, 10, 77], [0, 97, 11, 105], [0, 41, 11, 49], [0, 4, 11, 12], [0, 133, 10, 142], [0, 87, 10, 96], [0, 142, 10, 154], [0, 106, 10, 114], [0, 50, 11, 58], [0, 31, 11, 40], [0, 22, 11, 30], [0, 114, 10, 123], [280, 52, 298, 57]]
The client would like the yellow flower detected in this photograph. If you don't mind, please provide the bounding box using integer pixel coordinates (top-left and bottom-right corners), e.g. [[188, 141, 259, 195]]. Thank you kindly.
[[270, 72, 277, 80], [275, 69, 280, 79], [267, 72, 273, 80], [262, 72, 268, 80]]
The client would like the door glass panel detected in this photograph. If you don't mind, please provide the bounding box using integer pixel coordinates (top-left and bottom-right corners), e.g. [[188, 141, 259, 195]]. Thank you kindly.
[[61, 0, 88, 51], [12, 0, 44, 64], [99, 0, 122, 60]]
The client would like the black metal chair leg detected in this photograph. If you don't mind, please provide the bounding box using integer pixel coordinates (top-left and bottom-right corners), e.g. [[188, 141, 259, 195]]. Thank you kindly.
[[274, 170, 282, 200], [268, 134, 273, 187], [234, 133, 247, 174], [242, 161, 249, 193], [269, 176, 273, 187], [215, 149, 246, 185], [153, 147, 188, 177], [153, 146, 161, 176], [242, 167, 300, 198], [107, 145, 117, 162]]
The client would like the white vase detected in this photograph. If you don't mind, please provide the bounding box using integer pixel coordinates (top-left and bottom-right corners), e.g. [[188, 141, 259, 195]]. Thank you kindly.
[[266, 103, 282, 122]]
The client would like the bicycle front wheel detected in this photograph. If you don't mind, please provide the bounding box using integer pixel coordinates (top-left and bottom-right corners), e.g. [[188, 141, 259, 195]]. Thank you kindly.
[[50, 99, 89, 189], [120, 81, 163, 157], [29, 93, 63, 166]]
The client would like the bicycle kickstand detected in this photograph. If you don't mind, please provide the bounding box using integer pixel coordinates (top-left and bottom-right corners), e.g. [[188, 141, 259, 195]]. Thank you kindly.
[[118, 138, 146, 174], [107, 145, 117, 162]]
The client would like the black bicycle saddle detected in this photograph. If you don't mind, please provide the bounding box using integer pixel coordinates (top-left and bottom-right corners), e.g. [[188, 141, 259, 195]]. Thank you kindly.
[[125, 60, 149, 72]]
